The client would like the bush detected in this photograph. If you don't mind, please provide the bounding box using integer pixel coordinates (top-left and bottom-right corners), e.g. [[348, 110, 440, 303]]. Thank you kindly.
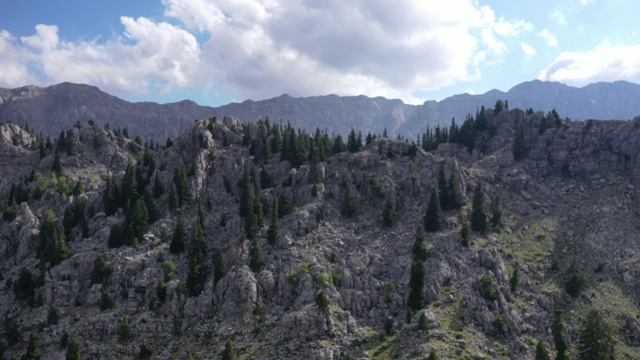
[[492, 314, 508, 337], [118, 316, 132, 342], [480, 275, 498, 301], [91, 256, 114, 284], [99, 294, 115, 311]]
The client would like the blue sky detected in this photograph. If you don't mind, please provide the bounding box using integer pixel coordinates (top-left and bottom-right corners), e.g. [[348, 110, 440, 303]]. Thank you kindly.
[[1, 0, 639, 106]]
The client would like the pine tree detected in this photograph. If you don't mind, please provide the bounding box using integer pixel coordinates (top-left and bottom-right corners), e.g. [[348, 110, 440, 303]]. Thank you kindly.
[[187, 211, 208, 296], [143, 189, 158, 224], [249, 238, 265, 272], [513, 127, 529, 160], [153, 174, 164, 198], [169, 183, 179, 211], [66, 339, 81, 360], [104, 177, 119, 216], [173, 165, 190, 206], [424, 188, 442, 232], [426, 349, 438, 360], [267, 199, 280, 246], [461, 221, 471, 247], [213, 249, 225, 284], [408, 260, 426, 311], [471, 185, 487, 233], [253, 182, 264, 228], [130, 199, 148, 244], [25, 333, 42, 360], [341, 183, 356, 218], [491, 196, 503, 228], [565, 259, 587, 297], [412, 226, 429, 262], [52, 152, 64, 177], [315, 290, 330, 311], [535, 340, 550, 360], [577, 309, 615, 360], [382, 197, 397, 227], [169, 217, 185, 254], [510, 263, 519, 292], [551, 310, 569, 360], [418, 311, 428, 332], [221, 339, 237, 360], [347, 129, 360, 153]]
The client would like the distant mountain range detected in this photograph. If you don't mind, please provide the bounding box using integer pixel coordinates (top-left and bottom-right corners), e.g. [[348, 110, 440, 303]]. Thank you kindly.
[[1, 80, 640, 140]]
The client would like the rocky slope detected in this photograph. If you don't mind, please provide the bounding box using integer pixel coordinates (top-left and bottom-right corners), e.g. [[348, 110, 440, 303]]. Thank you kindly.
[[0, 108, 640, 359], [3, 80, 640, 141]]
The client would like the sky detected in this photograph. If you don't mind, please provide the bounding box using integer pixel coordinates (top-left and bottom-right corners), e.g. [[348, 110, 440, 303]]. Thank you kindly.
[[1, 0, 640, 106]]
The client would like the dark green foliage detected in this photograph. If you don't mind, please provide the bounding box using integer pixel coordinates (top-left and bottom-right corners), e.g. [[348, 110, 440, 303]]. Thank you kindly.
[[424, 188, 442, 232], [510, 264, 519, 292], [99, 294, 114, 311], [187, 212, 208, 297], [118, 316, 132, 342], [494, 99, 505, 113], [129, 198, 148, 244], [221, 339, 237, 360], [418, 312, 428, 332], [63, 200, 85, 239], [535, 340, 550, 360], [332, 135, 346, 155], [72, 180, 84, 196], [480, 274, 498, 301], [552, 310, 569, 360], [103, 177, 119, 216], [91, 256, 113, 284], [13, 268, 35, 304], [426, 349, 438, 360], [4, 315, 20, 346], [492, 314, 508, 337], [437, 165, 449, 210], [52, 152, 64, 176], [153, 174, 164, 198], [341, 183, 356, 218], [156, 282, 167, 303], [277, 193, 291, 219], [47, 306, 59, 325], [347, 129, 362, 153], [260, 168, 272, 189], [169, 182, 179, 211], [119, 162, 138, 209], [408, 260, 426, 311], [173, 165, 190, 207], [461, 222, 471, 247], [315, 290, 330, 311], [239, 165, 254, 217], [142, 189, 158, 224], [107, 224, 123, 248], [382, 197, 397, 227], [138, 344, 153, 359], [25, 333, 42, 360], [491, 196, 502, 228], [471, 185, 487, 233], [249, 238, 265, 272], [267, 199, 280, 246], [60, 332, 70, 348], [253, 182, 264, 228], [412, 226, 429, 262], [65, 339, 81, 360], [513, 127, 529, 160], [577, 309, 615, 360], [384, 318, 394, 336], [565, 259, 587, 297], [38, 209, 70, 266], [169, 217, 185, 254]]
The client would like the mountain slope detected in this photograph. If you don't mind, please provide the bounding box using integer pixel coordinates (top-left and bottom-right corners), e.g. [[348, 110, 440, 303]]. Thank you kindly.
[[1, 109, 640, 359], [2, 81, 640, 142]]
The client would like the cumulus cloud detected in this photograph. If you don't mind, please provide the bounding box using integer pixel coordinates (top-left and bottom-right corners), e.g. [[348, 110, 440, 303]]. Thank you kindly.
[[538, 42, 640, 86], [538, 29, 559, 47], [0, 30, 39, 87], [0, 0, 532, 103], [520, 42, 536, 57]]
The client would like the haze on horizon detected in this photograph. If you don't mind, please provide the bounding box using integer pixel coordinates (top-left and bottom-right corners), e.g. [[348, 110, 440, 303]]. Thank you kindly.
[[1, 0, 639, 106]]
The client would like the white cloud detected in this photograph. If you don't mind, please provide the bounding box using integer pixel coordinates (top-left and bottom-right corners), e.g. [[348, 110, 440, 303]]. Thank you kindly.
[[580, 0, 595, 5], [538, 29, 559, 47], [539, 42, 640, 86], [0, 0, 533, 103], [520, 42, 536, 57], [0, 30, 39, 87], [551, 8, 568, 25]]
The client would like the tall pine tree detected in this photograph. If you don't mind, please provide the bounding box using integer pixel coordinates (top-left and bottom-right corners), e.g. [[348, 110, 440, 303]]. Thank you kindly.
[[424, 188, 442, 232], [471, 185, 487, 233]]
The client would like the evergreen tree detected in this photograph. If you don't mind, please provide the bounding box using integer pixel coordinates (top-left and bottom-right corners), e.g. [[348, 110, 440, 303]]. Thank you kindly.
[[471, 185, 487, 233], [103, 177, 119, 216], [412, 226, 429, 262], [66, 339, 81, 360], [267, 199, 280, 246], [565, 259, 587, 297], [38, 210, 70, 266], [52, 152, 64, 177], [461, 221, 471, 247], [535, 340, 550, 360], [221, 339, 237, 360], [173, 165, 190, 206], [315, 290, 330, 311], [513, 127, 529, 160], [426, 349, 438, 360], [213, 249, 225, 284], [438, 165, 450, 210], [347, 129, 361, 153], [253, 182, 264, 228], [130, 199, 148, 244], [551, 310, 569, 360], [108, 224, 123, 248], [418, 311, 428, 332], [25, 333, 42, 360], [187, 212, 208, 296], [382, 197, 397, 227], [491, 196, 502, 228], [341, 183, 356, 218], [332, 135, 346, 155], [249, 238, 265, 272], [169, 217, 185, 254], [153, 174, 164, 198], [119, 162, 138, 209], [239, 165, 253, 218], [142, 189, 158, 224], [510, 263, 519, 292], [169, 183, 179, 211], [577, 309, 615, 360], [408, 260, 426, 311], [424, 188, 442, 232]]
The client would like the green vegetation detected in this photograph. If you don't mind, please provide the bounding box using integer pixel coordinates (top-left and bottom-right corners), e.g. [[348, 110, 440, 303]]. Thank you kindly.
[[424, 188, 442, 232]]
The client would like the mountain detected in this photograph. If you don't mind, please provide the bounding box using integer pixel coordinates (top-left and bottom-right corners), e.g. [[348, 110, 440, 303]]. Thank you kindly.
[[2, 80, 640, 142], [1, 108, 640, 359]]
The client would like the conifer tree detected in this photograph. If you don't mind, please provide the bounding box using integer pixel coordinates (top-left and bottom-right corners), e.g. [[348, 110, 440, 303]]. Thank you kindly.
[[221, 339, 237, 360], [249, 238, 265, 272], [104, 177, 119, 216], [408, 260, 426, 311], [471, 185, 487, 233], [130, 199, 148, 244], [382, 197, 397, 227], [565, 259, 587, 297], [551, 310, 569, 360], [424, 188, 442, 232], [341, 182, 356, 218], [143, 189, 158, 224], [513, 127, 529, 160], [510, 263, 519, 292], [240, 165, 253, 218], [447, 172, 463, 210], [169, 183, 179, 211], [461, 221, 471, 247], [418, 312, 428, 333], [315, 290, 330, 311], [267, 199, 280, 246], [153, 174, 164, 199], [169, 217, 185, 254], [253, 182, 264, 228], [491, 196, 502, 228], [577, 309, 615, 360], [25, 333, 42, 360], [120, 162, 137, 209], [173, 165, 190, 206], [535, 340, 550, 360], [332, 135, 346, 155], [213, 249, 224, 284], [66, 339, 81, 360], [187, 212, 207, 296], [347, 129, 360, 153], [438, 165, 450, 210], [52, 152, 64, 177], [426, 349, 438, 360], [108, 224, 123, 248], [412, 226, 429, 262]]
